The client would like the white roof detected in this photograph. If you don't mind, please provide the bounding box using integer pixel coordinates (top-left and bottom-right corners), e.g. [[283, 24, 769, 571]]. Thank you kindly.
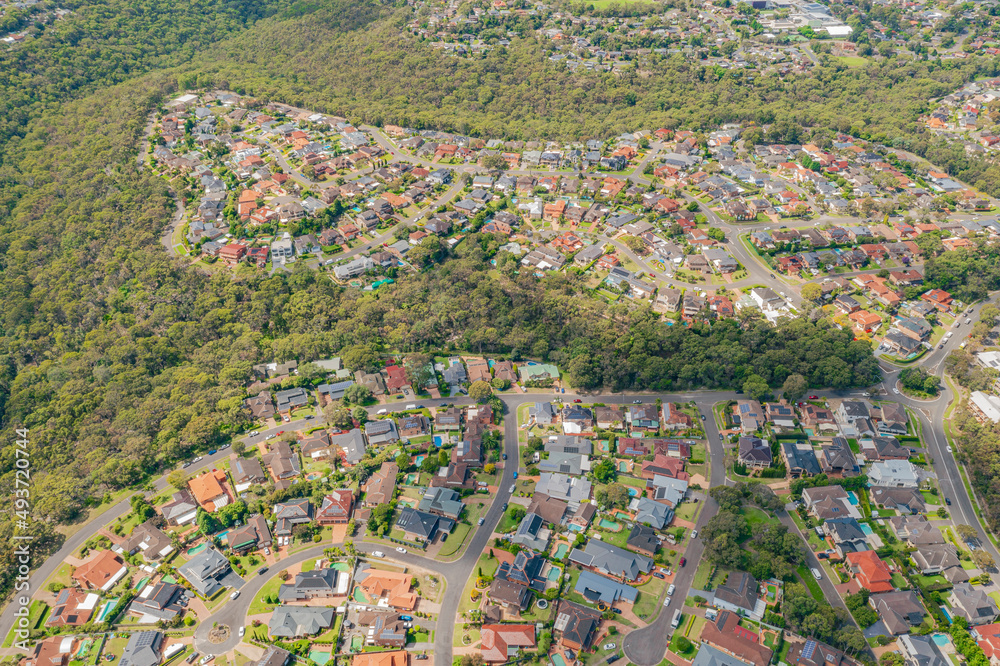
[[172, 94, 199, 104], [78, 593, 100, 610], [976, 351, 1000, 371], [971, 391, 1000, 422]]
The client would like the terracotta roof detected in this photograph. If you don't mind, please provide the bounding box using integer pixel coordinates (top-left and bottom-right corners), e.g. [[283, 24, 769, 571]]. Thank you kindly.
[[480, 624, 535, 663]]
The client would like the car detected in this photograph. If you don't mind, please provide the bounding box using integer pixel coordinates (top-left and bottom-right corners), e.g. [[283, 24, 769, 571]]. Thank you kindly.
[[573, 398, 582, 403], [439, 403, 448, 408], [399, 616, 414, 621], [811, 568, 822, 580], [220, 443, 230, 449], [966, 319, 972, 324], [892, 388, 900, 394], [265, 434, 276, 440], [405, 404, 418, 410], [282, 415, 290, 422], [509, 485, 516, 493], [607, 656, 620, 664], [663, 598, 671, 607], [478, 517, 485, 526], [376, 408, 388, 415], [939, 344, 945, 350], [250, 431, 259, 437], [257, 566, 268, 575], [230, 591, 241, 600], [182, 461, 191, 468], [372, 551, 386, 558], [502, 453, 507, 460], [679, 557, 687, 567], [691, 530, 698, 539], [304, 415, 314, 420], [770, 274, 775, 279], [276, 431, 284, 435], [415, 656, 429, 661], [207, 449, 217, 455], [501, 503, 508, 511], [653, 572, 665, 579], [187, 654, 199, 664], [632, 399, 642, 404], [667, 584, 676, 595], [947, 445, 953, 453], [513, 472, 518, 479], [238, 627, 245, 638], [106, 656, 116, 662], [396, 547, 407, 554], [946, 497, 952, 505], [604, 644, 617, 651], [808, 395, 818, 399], [700, 414, 706, 421]]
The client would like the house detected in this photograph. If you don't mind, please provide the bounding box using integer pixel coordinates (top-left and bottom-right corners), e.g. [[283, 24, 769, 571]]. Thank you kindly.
[[161, 490, 198, 526], [845, 551, 894, 593], [870, 487, 924, 514], [801, 485, 860, 521], [911, 544, 969, 583], [595, 405, 624, 430], [316, 490, 354, 525], [268, 606, 335, 638], [781, 441, 821, 477], [837, 400, 870, 424], [47, 589, 98, 627], [365, 419, 399, 446], [177, 548, 232, 596], [950, 583, 999, 625], [300, 431, 333, 461], [921, 288, 953, 312], [278, 568, 346, 601], [526, 494, 568, 526], [898, 635, 947, 666], [355, 567, 418, 610], [627, 524, 660, 557], [244, 391, 276, 420], [275, 387, 309, 414], [974, 624, 1000, 665], [398, 414, 430, 438], [860, 435, 909, 461], [737, 436, 772, 468], [633, 496, 673, 529], [870, 590, 925, 635], [648, 474, 688, 508], [351, 652, 408, 666], [786, 640, 844, 666], [662, 403, 693, 431], [127, 582, 185, 624], [824, 517, 869, 558], [226, 514, 271, 553], [419, 487, 465, 520], [232, 457, 267, 492], [395, 507, 455, 542], [562, 406, 593, 434], [263, 441, 301, 486], [628, 404, 660, 431], [868, 460, 920, 488], [568, 539, 653, 580], [273, 498, 312, 536], [189, 469, 231, 512], [801, 405, 836, 431], [363, 462, 398, 506], [114, 521, 174, 562], [574, 569, 639, 605], [510, 513, 551, 552], [554, 601, 602, 650], [332, 429, 366, 466], [119, 631, 163, 666], [690, 645, 759, 666], [888, 515, 943, 546], [734, 400, 765, 433], [435, 407, 462, 431], [21, 636, 76, 666], [700, 610, 773, 665], [765, 402, 796, 428], [820, 438, 860, 478], [480, 625, 535, 663], [535, 472, 592, 509], [72, 551, 128, 591], [714, 571, 762, 618], [876, 403, 909, 436]]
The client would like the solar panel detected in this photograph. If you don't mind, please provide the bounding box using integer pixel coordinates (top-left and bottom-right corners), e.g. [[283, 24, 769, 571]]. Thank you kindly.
[[802, 640, 818, 661]]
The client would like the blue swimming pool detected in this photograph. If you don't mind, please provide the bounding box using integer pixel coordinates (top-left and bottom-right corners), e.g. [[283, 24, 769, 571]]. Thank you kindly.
[[860, 523, 874, 536], [567, 524, 582, 532], [433, 435, 444, 446], [847, 491, 859, 506], [932, 635, 950, 647], [627, 488, 639, 497], [941, 607, 953, 622], [551, 654, 567, 666]]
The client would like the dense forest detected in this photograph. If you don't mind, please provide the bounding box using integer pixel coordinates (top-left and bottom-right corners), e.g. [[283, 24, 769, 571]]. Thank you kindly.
[[0, 0, 992, 601]]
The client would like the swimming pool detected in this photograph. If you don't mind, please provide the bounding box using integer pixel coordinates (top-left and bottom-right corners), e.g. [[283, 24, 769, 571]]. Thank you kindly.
[[554, 543, 569, 558], [567, 524, 582, 532], [932, 635, 950, 647], [551, 653, 567, 666], [433, 435, 444, 446], [414, 455, 426, 465], [847, 491, 860, 506], [309, 652, 331, 665], [619, 462, 629, 473], [186, 543, 207, 556], [547, 566, 561, 581], [599, 518, 621, 530], [627, 487, 639, 497], [860, 523, 874, 536], [941, 607, 953, 622], [96, 599, 118, 622]]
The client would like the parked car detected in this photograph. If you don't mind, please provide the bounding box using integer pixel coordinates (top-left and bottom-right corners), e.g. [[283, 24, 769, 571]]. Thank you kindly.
[[509, 485, 515, 493], [219, 443, 230, 449], [502, 453, 507, 460], [653, 572, 665, 579], [501, 503, 508, 511], [808, 395, 818, 399], [182, 462, 191, 468], [238, 627, 245, 638], [257, 566, 268, 575], [811, 568, 822, 580], [372, 551, 386, 558], [946, 497, 952, 505], [207, 449, 217, 455], [265, 434, 276, 440], [604, 644, 617, 651], [667, 584, 676, 595], [679, 557, 686, 567], [399, 616, 413, 621], [632, 399, 642, 404], [478, 517, 485, 526], [513, 472, 518, 480], [230, 591, 240, 600], [947, 445, 953, 453], [691, 530, 698, 539], [396, 547, 407, 554], [415, 656, 428, 661], [611, 608, 622, 614], [193, 456, 203, 463], [573, 398, 582, 403]]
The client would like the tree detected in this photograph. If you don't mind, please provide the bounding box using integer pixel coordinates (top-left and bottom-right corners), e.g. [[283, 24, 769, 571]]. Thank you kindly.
[[342, 345, 381, 373], [972, 549, 996, 570], [469, 380, 493, 404], [782, 374, 808, 402], [483, 462, 496, 474], [232, 440, 246, 456], [490, 377, 510, 390], [351, 406, 368, 424], [396, 453, 411, 470], [801, 283, 822, 301], [706, 227, 725, 242], [592, 458, 617, 483], [742, 374, 770, 401], [481, 154, 508, 175], [343, 383, 372, 405], [167, 471, 188, 489], [686, 201, 699, 212], [956, 524, 979, 542]]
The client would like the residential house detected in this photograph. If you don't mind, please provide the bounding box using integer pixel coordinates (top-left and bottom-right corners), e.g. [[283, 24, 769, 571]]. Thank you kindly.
[[480, 625, 535, 663], [950, 583, 999, 625], [332, 429, 366, 466], [568, 539, 653, 581], [870, 487, 925, 514], [714, 571, 762, 618], [870, 590, 925, 635], [365, 420, 399, 446], [573, 569, 639, 605], [188, 469, 231, 512], [316, 490, 354, 525], [734, 400, 765, 433], [395, 507, 455, 542], [177, 548, 232, 596], [845, 550, 894, 593], [278, 568, 345, 602], [118, 632, 163, 666], [738, 436, 772, 469], [272, 498, 312, 537], [72, 551, 128, 591], [819, 438, 860, 478], [161, 490, 198, 527], [868, 460, 921, 488], [363, 462, 398, 506], [700, 611, 773, 666], [801, 485, 860, 521], [898, 635, 947, 666], [554, 602, 601, 650], [47, 589, 98, 627], [355, 567, 418, 610], [268, 607, 335, 638]]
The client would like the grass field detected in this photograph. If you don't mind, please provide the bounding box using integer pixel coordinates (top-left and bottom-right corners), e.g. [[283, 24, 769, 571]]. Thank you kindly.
[[439, 522, 472, 557], [797, 566, 825, 600]]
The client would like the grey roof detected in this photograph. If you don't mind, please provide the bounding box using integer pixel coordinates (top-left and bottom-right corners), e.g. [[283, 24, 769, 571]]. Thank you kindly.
[[538, 452, 587, 476], [177, 548, 230, 596], [692, 644, 760, 666], [511, 512, 550, 552], [899, 635, 947, 666], [574, 569, 639, 604], [419, 487, 465, 519], [950, 582, 999, 623], [278, 569, 340, 601], [395, 507, 454, 540], [782, 441, 821, 475], [627, 524, 660, 554], [634, 496, 672, 529], [268, 606, 335, 637], [714, 571, 759, 614], [544, 435, 593, 455], [331, 428, 366, 464], [119, 631, 163, 666], [535, 473, 592, 507], [568, 539, 653, 580]]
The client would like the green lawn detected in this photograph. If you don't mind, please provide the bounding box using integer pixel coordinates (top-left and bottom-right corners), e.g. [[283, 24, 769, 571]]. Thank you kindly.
[[439, 522, 472, 558], [248, 575, 285, 615], [675, 501, 701, 523], [744, 507, 780, 528], [1, 600, 48, 647], [633, 576, 666, 620], [797, 566, 824, 601]]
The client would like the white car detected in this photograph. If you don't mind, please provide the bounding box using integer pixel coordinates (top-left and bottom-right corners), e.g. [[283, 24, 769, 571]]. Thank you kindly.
[[604, 643, 617, 651], [238, 627, 245, 638], [811, 567, 822, 580], [396, 547, 407, 554], [892, 388, 900, 394], [250, 431, 259, 437], [663, 597, 672, 607], [509, 485, 516, 493], [691, 530, 698, 539], [947, 445, 953, 453], [372, 551, 386, 558]]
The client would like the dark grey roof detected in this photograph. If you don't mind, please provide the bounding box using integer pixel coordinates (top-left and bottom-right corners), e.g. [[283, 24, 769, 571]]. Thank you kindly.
[[119, 631, 163, 666]]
